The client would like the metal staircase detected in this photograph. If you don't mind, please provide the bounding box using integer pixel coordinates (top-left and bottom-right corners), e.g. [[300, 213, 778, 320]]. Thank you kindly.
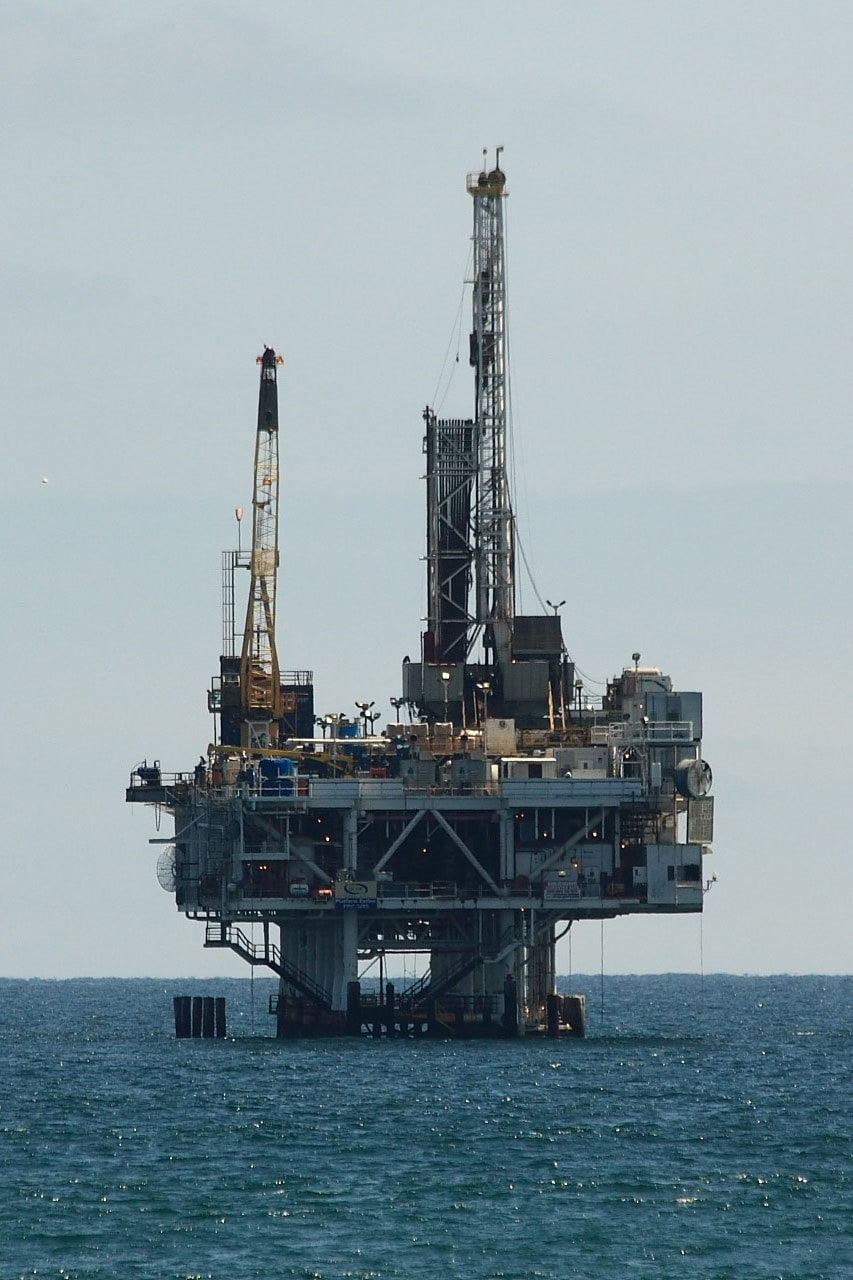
[[204, 922, 332, 1011], [398, 953, 483, 1009], [398, 918, 524, 1010]]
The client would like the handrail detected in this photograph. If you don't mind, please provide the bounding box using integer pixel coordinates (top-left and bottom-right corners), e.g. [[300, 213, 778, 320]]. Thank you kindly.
[[127, 770, 193, 791], [591, 721, 693, 745], [398, 967, 432, 1005], [204, 923, 331, 1010], [399, 925, 517, 1005], [399, 953, 482, 1009]]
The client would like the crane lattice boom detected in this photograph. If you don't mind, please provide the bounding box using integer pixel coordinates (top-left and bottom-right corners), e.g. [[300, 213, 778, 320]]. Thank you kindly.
[[239, 347, 283, 746]]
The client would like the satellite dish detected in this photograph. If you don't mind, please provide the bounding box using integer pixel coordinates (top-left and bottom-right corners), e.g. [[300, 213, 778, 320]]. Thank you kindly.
[[156, 845, 177, 892]]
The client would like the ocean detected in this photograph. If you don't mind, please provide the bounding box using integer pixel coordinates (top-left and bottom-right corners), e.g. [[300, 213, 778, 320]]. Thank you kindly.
[[1, 975, 850, 1279]]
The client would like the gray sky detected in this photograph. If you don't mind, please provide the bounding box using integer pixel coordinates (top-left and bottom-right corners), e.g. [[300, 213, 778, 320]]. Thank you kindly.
[[2, 1, 851, 977]]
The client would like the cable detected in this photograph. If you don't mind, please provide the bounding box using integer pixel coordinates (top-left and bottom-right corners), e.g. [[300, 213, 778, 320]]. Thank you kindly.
[[573, 666, 609, 689], [501, 208, 615, 692], [503, 202, 535, 619], [599, 919, 605, 1022], [514, 522, 549, 615], [431, 246, 472, 412]]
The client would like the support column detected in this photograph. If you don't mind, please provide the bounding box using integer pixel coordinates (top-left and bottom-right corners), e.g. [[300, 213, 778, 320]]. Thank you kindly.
[[335, 807, 360, 1013], [546, 993, 559, 1038], [346, 980, 361, 1035], [499, 809, 514, 883], [343, 805, 358, 871], [385, 981, 395, 1038], [502, 973, 519, 1037], [332, 910, 359, 1013]]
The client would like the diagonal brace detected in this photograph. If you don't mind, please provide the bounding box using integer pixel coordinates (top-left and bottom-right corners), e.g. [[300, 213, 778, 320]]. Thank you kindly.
[[373, 809, 426, 874], [536, 809, 605, 875], [433, 810, 501, 895]]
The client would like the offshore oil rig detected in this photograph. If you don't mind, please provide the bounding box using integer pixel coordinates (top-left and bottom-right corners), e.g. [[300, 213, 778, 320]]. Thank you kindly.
[[127, 157, 713, 1038]]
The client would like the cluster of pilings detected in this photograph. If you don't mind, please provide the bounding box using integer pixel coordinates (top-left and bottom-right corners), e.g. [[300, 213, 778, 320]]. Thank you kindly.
[[545, 993, 587, 1038], [173, 995, 226, 1038]]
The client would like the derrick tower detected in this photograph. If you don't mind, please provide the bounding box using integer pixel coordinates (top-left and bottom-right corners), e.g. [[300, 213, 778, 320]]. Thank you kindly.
[[470, 150, 514, 667], [412, 153, 571, 729]]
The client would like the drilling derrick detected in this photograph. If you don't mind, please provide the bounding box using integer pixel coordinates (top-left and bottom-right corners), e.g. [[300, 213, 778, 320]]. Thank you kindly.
[[408, 154, 572, 729], [469, 154, 514, 667], [239, 347, 283, 748], [422, 156, 513, 671]]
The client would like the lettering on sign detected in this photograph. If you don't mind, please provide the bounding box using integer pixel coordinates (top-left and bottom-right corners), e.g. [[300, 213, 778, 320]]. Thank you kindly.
[[543, 877, 581, 901]]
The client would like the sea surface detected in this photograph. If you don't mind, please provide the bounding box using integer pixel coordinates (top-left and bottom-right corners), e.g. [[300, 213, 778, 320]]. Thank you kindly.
[[0, 975, 850, 1279]]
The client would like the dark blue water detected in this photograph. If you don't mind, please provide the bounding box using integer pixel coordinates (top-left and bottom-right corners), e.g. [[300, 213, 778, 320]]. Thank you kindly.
[[1, 976, 850, 1279]]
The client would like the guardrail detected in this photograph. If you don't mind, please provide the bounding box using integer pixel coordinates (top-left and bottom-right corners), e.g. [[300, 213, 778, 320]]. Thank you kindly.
[[377, 881, 461, 900], [590, 721, 694, 745], [128, 769, 193, 788]]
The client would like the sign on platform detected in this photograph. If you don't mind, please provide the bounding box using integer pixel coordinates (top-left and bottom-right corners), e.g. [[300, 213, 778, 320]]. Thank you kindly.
[[334, 880, 377, 909], [687, 797, 714, 843], [543, 876, 581, 901]]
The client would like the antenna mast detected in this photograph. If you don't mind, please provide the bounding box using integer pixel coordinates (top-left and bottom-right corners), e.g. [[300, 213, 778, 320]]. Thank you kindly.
[[468, 147, 514, 666], [239, 347, 283, 747]]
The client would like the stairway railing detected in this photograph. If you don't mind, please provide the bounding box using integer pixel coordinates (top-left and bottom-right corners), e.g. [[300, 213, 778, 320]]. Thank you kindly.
[[204, 922, 332, 1011], [398, 953, 483, 1009]]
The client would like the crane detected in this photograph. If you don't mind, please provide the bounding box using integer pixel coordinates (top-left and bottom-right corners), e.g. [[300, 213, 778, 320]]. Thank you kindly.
[[238, 346, 284, 748]]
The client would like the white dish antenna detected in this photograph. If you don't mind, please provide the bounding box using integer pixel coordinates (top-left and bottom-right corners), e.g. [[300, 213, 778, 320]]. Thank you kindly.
[[156, 845, 177, 893]]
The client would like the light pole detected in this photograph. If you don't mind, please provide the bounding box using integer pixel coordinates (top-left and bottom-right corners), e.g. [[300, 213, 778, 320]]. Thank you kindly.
[[546, 598, 566, 617], [476, 679, 491, 727], [355, 700, 375, 738], [365, 711, 381, 737], [390, 696, 405, 725], [440, 671, 451, 722], [322, 714, 339, 766]]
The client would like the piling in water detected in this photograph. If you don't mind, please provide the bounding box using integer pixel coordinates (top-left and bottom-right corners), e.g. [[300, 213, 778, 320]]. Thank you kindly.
[[191, 996, 203, 1037], [346, 980, 361, 1035], [503, 975, 519, 1038], [173, 995, 191, 1038], [201, 996, 215, 1038], [563, 994, 587, 1038]]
